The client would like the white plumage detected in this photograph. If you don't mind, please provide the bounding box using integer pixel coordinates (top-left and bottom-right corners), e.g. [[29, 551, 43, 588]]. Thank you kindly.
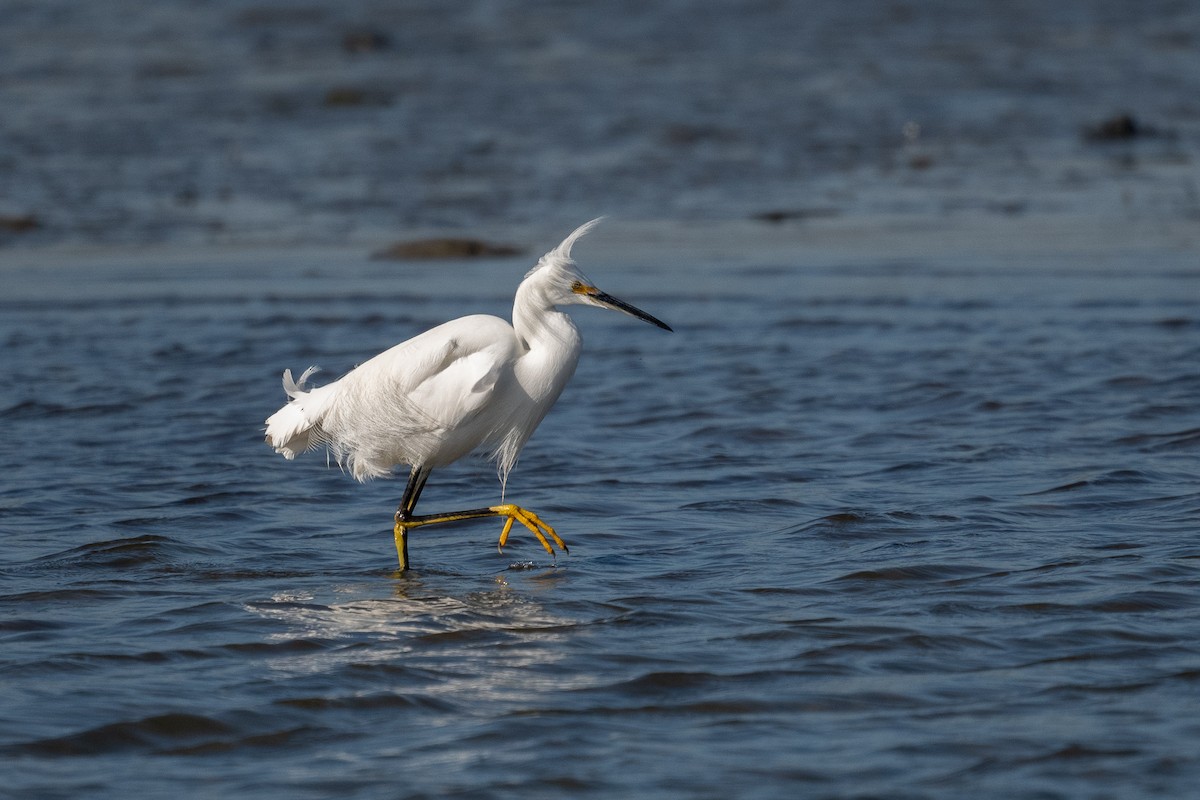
[[266, 314, 538, 482], [264, 218, 671, 568]]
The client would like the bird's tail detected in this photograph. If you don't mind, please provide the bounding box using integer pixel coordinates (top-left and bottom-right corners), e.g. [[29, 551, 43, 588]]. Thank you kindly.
[[264, 367, 334, 459]]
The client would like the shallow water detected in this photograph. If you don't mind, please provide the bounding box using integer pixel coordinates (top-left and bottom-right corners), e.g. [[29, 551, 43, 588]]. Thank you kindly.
[[4, 0, 1200, 796], [2, 231, 1199, 798]]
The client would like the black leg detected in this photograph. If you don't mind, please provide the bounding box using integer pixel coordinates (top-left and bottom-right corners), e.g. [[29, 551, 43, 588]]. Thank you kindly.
[[393, 466, 431, 572], [398, 466, 431, 519]]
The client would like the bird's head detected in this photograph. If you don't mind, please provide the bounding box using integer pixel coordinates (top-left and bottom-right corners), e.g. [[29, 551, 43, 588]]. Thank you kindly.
[[522, 218, 673, 332]]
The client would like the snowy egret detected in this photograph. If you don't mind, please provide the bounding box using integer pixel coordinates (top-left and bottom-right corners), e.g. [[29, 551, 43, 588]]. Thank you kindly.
[[265, 218, 671, 570]]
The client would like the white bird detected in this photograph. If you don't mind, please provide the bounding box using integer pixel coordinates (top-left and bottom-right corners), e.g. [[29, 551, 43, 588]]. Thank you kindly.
[[265, 218, 671, 570]]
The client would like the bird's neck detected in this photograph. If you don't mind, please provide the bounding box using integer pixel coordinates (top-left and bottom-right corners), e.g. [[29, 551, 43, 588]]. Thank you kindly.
[[513, 293, 578, 352], [512, 290, 582, 395]]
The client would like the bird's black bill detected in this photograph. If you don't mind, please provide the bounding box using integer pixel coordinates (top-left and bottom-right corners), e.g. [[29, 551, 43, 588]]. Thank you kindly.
[[591, 290, 673, 332]]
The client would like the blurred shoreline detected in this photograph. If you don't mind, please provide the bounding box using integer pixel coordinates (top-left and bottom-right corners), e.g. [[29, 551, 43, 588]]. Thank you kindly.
[[2, 214, 1197, 278]]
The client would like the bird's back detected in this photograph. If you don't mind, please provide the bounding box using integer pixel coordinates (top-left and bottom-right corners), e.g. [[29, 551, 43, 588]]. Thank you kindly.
[[267, 314, 524, 481]]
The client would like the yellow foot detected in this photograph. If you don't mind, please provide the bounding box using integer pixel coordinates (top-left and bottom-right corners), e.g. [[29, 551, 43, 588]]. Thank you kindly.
[[490, 504, 568, 557], [393, 517, 411, 571]]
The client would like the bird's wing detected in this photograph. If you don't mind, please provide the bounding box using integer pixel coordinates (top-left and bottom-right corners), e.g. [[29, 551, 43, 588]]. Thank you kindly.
[[342, 314, 518, 432], [307, 315, 521, 476], [405, 340, 509, 430]]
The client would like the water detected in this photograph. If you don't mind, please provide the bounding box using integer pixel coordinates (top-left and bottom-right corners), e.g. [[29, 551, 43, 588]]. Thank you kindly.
[[4, 0, 1200, 797], [2, 223, 1198, 798]]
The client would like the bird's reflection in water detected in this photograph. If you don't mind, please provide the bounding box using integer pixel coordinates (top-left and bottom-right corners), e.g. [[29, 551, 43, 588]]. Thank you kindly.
[[247, 568, 587, 702]]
